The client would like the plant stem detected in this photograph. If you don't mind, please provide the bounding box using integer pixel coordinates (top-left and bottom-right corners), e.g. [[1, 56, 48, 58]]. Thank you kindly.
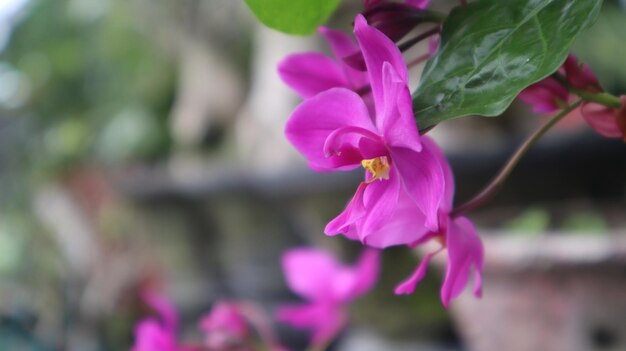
[[552, 73, 621, 108], [398, 27, 440, 52], [451, 100, 583, 217], [407, 53, 431, 68]]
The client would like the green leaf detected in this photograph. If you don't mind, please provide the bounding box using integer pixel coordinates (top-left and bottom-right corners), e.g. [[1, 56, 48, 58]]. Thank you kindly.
[[243, 0, 341, 35], [412, 0, 603, 129]]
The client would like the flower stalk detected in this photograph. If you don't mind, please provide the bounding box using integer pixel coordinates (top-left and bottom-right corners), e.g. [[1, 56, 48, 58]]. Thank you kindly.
[[398, 27, 440, 52], [451, 99, 583, 217], [552, 72, 621, 108]]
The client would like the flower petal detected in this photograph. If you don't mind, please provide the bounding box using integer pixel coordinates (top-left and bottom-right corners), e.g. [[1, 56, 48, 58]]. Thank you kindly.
[[618, 96, 626, 141], [132, 319, 178, 351], [354, 14, 408, 122], [423, 136, 455, 211], [518, 77, 569, 114], [278, 53, 350, 98], [285, 88, 375, 171], [581, 102, 623, 139], [358, 137, 388, 159], [390, 137, 447, 232], [440, 216, 484, 308], [563, 54, 601, 92], [318, 27, 369, 90], [323, 125, 383, 159], [363, 0, 383, 10], [199, 302, 249, 348], [428, 35, 440, 57], [406, 0, 431, 9], [358, 188, 430, 248], [332, 248, 380, 301], [277, 303, 346, 347], [358, 170, 402, 242], [380, 61, 422, 152], [363, 3, 426, 43], [325, 182, 368, 238], [394, 248, 439, 295], [142, 290, 179, 332], [281, 248, 342, 301]]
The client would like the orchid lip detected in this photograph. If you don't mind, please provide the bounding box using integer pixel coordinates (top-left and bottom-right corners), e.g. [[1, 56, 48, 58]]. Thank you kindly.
[[323, 126, 383, 158]]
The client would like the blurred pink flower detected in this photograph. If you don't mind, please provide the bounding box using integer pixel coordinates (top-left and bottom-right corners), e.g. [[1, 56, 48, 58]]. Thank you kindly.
[[277, 247, 379, 346], [132, 291, 200, 351], [200, 301, 250, 350], [278, 27, 368, 99], [393, 139, 484, 308], [285, 15, 447, 244]]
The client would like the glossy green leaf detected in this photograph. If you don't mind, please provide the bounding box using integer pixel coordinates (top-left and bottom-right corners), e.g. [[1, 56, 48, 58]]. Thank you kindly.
[[412, 0, 603, 129], [243, 0, 341, 35]]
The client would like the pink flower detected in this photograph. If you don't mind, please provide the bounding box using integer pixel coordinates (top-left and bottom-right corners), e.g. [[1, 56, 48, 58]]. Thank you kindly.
[[518, 77, 570, 114], [201, 301, 287, 351], [393, 139, 484, 308], [363, 0, 433, 43], [285, 15, 447, 244], [519, 54, 604, 114], [277, 247, 379, 346], [200, 301, 250, 350], [132, 291, 200, 351], [581, 96, 626, 142], [562, 54, 602, 93], [278, 27, 368, 99], [518, 54, 626, 141], [566, 56, 626, 141]]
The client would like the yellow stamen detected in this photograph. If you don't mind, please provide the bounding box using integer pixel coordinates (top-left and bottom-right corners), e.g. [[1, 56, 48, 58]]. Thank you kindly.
[[361, 156, 390, 183]]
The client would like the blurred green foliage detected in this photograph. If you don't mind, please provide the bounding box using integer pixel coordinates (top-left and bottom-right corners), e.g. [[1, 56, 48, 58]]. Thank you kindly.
[[0, 1, 177, 348], [561, 212, 608, 233], [573, 2, 626, 93], [1, 0, 175, 174], [504, 207, 550, 234]]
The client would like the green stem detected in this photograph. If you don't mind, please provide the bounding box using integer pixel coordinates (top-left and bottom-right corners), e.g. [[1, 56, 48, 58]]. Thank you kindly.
[[451, 100, 583, 217], [552, 73, 621, 108]]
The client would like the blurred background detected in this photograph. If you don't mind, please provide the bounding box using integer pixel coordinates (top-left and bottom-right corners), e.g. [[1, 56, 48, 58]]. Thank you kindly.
[[0, 0, 625, 350]]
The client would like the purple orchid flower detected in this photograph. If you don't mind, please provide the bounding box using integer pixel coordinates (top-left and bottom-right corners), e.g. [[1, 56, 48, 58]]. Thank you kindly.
[[278, 27, 368, 99], [392, 138, 484, 308], [284, 15, 480, 307], [285, 15, 447, 243], [277, 247, 379, 346]]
